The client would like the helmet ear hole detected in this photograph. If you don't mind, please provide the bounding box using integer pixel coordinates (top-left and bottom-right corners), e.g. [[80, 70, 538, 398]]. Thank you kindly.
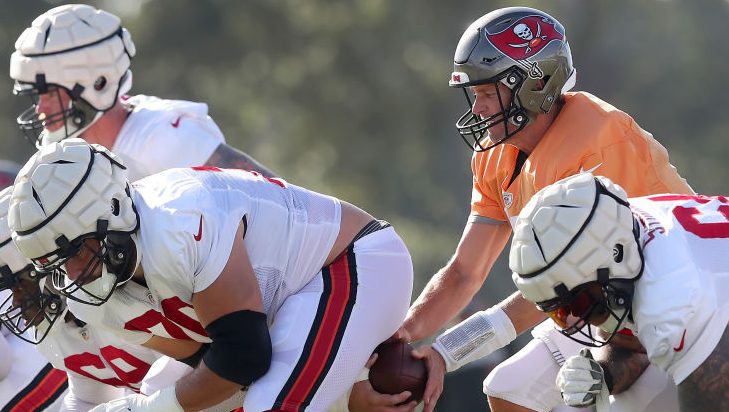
[[613, 244, 624, 263], [104, 232, 136, 284], [93, 76, 107, 91]]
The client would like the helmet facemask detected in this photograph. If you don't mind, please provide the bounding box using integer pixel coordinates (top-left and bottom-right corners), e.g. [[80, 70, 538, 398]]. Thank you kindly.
[[0, 264, 65, 344], [455, 67, 529, 151], [39, 221, 138, 307], [14, 78, 103, 148], [537, 273, 636, 348]]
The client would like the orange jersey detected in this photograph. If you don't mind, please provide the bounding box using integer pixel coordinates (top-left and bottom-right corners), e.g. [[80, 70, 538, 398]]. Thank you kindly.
[[471, 91, 693, 224]]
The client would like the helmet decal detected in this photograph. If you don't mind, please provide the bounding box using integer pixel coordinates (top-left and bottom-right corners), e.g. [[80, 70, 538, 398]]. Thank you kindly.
[[486, 15, 564, 79]]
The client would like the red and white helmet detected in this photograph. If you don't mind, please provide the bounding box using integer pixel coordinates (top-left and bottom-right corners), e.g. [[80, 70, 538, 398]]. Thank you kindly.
[[450, 7, 576, 151], [10, 4, 136, 146]]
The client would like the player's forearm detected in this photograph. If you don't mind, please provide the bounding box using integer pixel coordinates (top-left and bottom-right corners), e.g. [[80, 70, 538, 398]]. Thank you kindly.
[[175, 362, 243, 411], [594, 343, 650, 394], [403, 265, 484, 340], [498, 291, 548, 335]]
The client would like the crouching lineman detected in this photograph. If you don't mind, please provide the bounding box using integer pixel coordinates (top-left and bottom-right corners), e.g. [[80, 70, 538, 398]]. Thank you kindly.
[[509, 173, 729, 411], [8, 139, 414, 411], [0, 160, 69, 412], [0, 186, 246, 411]]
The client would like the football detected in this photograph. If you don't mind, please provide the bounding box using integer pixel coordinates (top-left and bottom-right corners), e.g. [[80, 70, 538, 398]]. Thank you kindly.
[[369, 341, 427, 403]]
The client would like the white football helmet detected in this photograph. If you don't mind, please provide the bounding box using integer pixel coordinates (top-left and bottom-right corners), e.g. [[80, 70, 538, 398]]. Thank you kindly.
[[0, 187, 65, 344], [10, 4, 136, 146], [8, 138, 139, 305], [510, 173, 643, 346]]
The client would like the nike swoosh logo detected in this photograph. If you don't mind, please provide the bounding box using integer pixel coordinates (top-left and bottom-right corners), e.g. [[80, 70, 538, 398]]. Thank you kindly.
[[579, 162, 603, 174], [673, 329, 687, 352], [194, 215, 203, 241], [171, 116, 182, 128]]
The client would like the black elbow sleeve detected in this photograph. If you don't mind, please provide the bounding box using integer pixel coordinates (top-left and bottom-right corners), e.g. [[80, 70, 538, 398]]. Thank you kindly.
[[202, 310, 272, 386]]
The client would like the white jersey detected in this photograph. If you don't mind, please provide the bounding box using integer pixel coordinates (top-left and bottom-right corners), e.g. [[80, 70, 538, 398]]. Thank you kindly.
[[629, 194, 729, 384], [112, 95, 225, 182], [69, 167, 341, 345], [38, 319, 161, 395]]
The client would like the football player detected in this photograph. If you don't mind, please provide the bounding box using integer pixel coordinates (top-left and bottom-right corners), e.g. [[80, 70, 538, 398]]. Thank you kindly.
[[10, 4, 273, 181], [0, 161, 68, 412], [8, 139, 414, 412], [396, 6, 691, 412], [511, 173, 729, 411], [0, 186, 246, 412]]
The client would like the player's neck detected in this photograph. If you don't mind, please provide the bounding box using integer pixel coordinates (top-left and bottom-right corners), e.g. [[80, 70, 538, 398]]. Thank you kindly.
[[80, 102, 130, 150], [131, 264, 147, 287], [510, 101, 563, 155]]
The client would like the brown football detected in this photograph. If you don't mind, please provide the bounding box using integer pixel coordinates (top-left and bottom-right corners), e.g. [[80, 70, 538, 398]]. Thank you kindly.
[[369, 341, 427, 403]]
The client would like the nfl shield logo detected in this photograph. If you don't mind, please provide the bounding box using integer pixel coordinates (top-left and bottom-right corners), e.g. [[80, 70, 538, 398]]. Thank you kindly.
[[502, 192, 513, 208]]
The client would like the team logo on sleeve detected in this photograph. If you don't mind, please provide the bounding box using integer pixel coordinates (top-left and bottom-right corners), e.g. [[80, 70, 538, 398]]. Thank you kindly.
[[485, 15, 564, 79]]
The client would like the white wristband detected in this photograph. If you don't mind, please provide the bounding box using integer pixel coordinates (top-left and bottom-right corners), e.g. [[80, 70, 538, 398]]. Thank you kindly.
[[432, 306, 517, 372]]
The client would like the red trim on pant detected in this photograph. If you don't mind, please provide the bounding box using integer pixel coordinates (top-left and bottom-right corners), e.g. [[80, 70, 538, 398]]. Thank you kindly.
[[277, 250, 355, 410], [3, 365, 67, 412]]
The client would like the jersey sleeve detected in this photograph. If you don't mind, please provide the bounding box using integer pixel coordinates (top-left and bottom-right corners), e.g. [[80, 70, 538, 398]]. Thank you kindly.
[[144, 186, 242, 295], [633, 233, 704, 379], [146, 113, 225, 173], [114, 96, 226, 181], [189, 206, 242, 294]]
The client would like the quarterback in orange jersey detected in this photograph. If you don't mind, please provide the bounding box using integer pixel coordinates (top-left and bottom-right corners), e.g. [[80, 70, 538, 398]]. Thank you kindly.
[[393, 7, 693, 412], [471, 91, 690, 224]]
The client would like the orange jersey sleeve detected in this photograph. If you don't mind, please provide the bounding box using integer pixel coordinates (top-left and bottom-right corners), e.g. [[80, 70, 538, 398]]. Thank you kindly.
[[470, 92, 692, 223]]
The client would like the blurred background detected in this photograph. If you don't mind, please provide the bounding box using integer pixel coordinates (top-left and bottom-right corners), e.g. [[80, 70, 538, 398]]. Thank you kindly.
[[2, 0, 729, 410]]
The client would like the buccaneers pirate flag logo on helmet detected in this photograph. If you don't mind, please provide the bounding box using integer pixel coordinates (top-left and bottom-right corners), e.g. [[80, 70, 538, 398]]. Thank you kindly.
[[486, 15, 564, 79]]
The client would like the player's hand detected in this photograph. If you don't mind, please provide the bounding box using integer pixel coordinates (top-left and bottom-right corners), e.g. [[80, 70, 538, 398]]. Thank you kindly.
[[348, 354, 417, 412], [411, 345, 445, 412], [88, 387, 183, 412], [349, 380, 417, 412], [391, 324, 412, 343], [556, 348, 609, 408]]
